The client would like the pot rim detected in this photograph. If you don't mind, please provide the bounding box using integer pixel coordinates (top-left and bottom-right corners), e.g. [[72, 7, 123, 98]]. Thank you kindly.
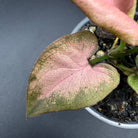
[[71, 12, 138, 129]]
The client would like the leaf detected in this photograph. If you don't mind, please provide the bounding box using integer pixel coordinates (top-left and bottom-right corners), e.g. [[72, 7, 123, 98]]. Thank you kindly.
[[127, 0, 137, 19], [136, 55, 138, 68], [128, 73, 138, 93], [72, 0, 138, 46], [27, 31, 120, 118]]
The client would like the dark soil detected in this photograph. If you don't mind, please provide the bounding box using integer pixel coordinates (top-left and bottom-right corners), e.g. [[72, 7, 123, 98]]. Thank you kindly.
[[80, 17, 138, 123]]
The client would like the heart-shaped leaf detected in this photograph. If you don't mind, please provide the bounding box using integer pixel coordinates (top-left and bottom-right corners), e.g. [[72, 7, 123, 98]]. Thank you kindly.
[[27, 31, 120, 118], [128, 73, 138, 93], [72, 0, 138, 46]]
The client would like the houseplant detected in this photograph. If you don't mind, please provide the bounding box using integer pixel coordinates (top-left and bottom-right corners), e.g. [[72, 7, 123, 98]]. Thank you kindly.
[[26, 0, 138, 128], [71, 13, 138, 129]]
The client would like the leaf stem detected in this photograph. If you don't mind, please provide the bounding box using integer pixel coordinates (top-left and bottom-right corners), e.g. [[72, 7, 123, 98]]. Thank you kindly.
[[88, 55, 109, 66], [117, 40, 126, 51], [109, 46, 138, 58], [88, 47, 138, 67], [117, 64, 135, 73], [111, 37, 119, 49]]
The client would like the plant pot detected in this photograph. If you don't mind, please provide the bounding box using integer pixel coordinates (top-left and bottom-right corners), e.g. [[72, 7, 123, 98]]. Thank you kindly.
[[71, 12, 138, 129]]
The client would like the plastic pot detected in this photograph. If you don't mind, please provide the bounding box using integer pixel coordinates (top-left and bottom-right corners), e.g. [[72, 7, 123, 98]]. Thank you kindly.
[[71, 12, 138, 129]]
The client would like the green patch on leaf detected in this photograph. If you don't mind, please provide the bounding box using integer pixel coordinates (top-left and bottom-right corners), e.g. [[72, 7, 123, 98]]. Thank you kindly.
[[127, 0, 137, 19], [29, 74, 37, 82]]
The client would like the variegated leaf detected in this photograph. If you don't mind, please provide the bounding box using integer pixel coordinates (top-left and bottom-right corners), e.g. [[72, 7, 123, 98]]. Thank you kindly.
[[27, 31, 120, 117], [72, 0, 138, 46]]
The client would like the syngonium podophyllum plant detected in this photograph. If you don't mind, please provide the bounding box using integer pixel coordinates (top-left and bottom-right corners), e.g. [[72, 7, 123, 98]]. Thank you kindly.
[[27, 0, 138, 118]]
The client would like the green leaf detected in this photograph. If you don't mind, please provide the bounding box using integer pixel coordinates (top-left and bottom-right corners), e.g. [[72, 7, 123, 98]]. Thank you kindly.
[[128, 73, 138, 93], [27, 31, 120, 118], [135, 55, 138, 68]]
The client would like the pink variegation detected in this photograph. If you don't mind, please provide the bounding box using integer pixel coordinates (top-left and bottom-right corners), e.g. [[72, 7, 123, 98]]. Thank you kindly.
[[72, 0, 138, 46], [27, 31, 120, 117]]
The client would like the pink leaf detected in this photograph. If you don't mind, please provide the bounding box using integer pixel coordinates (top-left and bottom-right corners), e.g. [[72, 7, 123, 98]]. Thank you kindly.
[[72, 0, 138, 46], [27, 31, 120, 117]]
